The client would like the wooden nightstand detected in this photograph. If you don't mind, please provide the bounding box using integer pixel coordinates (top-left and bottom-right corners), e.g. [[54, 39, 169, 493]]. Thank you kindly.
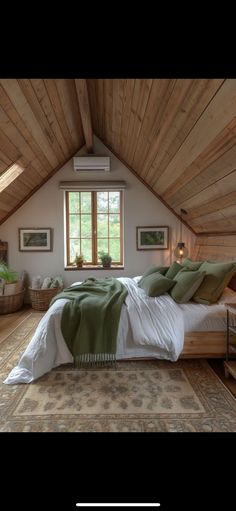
[[224, 304, 236, 379]]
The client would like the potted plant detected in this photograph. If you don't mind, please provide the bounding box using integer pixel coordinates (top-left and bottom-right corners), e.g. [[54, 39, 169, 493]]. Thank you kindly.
[[74, 253, 84, 268], [99, 251, 112, 268], [0, 261, 22, 295]]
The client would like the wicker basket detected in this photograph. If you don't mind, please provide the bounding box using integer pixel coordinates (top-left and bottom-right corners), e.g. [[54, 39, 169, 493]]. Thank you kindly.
[[0, 289, 25, 314], [29, 286, 63, 311]]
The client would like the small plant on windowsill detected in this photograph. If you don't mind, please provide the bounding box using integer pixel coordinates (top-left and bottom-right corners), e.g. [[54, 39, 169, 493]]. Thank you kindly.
[[74, 253, 84, 268], [99, 251, 112, 268]]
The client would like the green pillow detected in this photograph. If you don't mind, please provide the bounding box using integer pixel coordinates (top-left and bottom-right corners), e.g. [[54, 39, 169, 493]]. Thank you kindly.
[[182, 257, 203, 270], [139, 272, 175, 297], [193, 261, 236, 304], [139, 265, 169, 286], [165, 261, 184, 280], [170, 268, 206, 304]]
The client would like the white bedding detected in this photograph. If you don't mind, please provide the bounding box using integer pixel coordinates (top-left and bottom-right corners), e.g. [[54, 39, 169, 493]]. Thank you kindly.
[[4, 278, 236, 385], [4, 276, 184, 384]]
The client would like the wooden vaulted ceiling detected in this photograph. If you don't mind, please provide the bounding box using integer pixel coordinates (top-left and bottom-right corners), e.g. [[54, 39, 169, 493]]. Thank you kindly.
[[1, 78, 236, 235]]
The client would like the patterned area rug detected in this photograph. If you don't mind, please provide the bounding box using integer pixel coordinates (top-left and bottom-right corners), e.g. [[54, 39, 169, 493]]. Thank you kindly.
[[1, 313, 236, 432]]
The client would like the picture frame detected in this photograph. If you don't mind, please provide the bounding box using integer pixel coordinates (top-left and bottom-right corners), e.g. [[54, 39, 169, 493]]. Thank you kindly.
[[19, 228, 52, 252], [136, 226, 169, 250]]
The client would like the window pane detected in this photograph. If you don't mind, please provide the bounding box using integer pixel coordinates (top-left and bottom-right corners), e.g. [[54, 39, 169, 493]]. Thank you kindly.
[[81, 215, 92, 238], [109, 239, 120, 262], [81, 192, 92, 213], [97, 214, 108, 237], [109, 191, 120, 213], [69, 192, 80, 213], [109, 214, 120, 237], [69, 215, 80, 237], [81, 239, 92, 262], [70, 239, 80, 262], [97, 239, 108, 260], [97, 191, 108, 213]]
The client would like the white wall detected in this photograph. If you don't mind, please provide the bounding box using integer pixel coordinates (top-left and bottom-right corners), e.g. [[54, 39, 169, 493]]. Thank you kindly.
[[0, 136, 196, 288]]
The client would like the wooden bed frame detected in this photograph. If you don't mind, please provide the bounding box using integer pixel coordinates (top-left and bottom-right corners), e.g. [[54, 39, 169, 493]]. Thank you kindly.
[[181, 331, 226, 358], [180, 254, 236, 358]]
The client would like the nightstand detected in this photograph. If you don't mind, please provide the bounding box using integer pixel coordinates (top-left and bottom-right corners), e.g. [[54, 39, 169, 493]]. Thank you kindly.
[[224, 304, 236, 379]]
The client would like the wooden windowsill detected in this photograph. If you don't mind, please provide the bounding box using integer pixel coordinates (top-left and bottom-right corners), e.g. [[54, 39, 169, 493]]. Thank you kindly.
[[65, 265, 124, 271]]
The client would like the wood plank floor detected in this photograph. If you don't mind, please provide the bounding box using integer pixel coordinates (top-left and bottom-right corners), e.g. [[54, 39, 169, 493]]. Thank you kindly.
[[0, 306, 43, 344], [1, 306, 236, 398]]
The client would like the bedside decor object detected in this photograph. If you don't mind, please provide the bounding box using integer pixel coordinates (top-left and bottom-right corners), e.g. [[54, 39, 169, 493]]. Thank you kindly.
[[0, 289, 25, 314], [29, 286, 63, 311], [19, 228, 52, 252], [224, 304, 236, 380], [0, 262, 22, 295], [174, 209, 189, 262], [136, 226, 169, 250]]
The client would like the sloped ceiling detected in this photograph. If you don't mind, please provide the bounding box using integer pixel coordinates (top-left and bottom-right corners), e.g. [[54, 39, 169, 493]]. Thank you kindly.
[[1, 78, 236, 235]]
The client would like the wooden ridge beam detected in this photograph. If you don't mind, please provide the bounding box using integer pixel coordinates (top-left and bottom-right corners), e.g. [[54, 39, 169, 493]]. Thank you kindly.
[[75, 79, 93, 153]]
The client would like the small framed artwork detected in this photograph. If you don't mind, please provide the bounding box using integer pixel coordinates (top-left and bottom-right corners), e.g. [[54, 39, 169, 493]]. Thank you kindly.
[[19, 228, 52, 252], [136, 226, 169, 250]]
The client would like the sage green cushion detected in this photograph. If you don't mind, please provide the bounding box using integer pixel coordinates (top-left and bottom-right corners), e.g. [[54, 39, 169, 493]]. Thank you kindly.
[[165, 261, 184, 280], [170, 268, 206, 304], [139, 265, 169, 286], [139, 272, 175, 297], [193, 261, 236, 304], [182, 257, 203, 270]]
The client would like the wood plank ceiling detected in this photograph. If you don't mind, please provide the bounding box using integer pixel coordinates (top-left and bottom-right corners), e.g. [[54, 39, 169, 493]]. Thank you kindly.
[[0, 79, 84, 223], [1, 78, 236, 235]]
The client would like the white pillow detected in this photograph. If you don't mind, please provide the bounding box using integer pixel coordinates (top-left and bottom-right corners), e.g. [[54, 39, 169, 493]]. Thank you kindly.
[[133, 276, 142, 284]]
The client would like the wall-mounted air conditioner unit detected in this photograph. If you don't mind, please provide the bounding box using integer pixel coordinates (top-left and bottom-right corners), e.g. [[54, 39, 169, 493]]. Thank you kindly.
[[73, 156, 110, 172]]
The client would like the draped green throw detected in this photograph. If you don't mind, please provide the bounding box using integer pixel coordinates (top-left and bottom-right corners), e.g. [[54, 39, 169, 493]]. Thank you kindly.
[[50, 277, 128, 367]]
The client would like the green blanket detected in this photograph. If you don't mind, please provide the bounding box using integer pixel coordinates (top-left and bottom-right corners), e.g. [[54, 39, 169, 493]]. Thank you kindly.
[[50, 277, 128, 366]]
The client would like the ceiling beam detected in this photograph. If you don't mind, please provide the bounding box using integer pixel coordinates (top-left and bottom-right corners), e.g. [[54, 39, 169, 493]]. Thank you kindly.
[[75, 79, 93, 153]]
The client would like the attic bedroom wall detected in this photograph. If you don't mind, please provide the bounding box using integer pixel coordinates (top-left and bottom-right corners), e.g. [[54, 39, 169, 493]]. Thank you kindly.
[[0, 136, 196, 287]]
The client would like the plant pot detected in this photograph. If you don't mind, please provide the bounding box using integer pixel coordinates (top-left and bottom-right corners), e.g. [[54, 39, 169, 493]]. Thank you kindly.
[[4, 281, 23, 296], [102, 262, 111, 268], [76, 263, 83, 269]]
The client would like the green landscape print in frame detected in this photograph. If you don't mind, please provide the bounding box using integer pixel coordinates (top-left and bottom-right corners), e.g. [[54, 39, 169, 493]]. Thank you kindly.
[[136, 226, 169, 250]]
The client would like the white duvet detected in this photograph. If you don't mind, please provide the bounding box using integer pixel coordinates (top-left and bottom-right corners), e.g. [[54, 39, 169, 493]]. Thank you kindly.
[[4, 277, 184, 384]]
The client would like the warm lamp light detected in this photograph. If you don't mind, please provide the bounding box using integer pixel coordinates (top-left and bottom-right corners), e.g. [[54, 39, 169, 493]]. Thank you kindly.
[[174, 209, 188, 262]]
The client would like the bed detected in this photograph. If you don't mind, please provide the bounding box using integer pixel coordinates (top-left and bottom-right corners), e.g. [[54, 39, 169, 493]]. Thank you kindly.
[[4, 275, 236, 385]]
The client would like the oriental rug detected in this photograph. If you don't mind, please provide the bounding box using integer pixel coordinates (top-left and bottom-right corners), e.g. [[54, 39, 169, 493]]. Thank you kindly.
[[0, 313, 236, 432]]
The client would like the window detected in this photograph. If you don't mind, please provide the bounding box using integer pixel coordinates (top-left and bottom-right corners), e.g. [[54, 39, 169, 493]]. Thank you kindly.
[[0, 162, 25, 192], [65, 190, 123, 267]]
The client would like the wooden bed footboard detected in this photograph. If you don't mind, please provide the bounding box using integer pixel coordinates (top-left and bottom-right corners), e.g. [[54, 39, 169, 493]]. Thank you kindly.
[[181, 331, 227, 358]]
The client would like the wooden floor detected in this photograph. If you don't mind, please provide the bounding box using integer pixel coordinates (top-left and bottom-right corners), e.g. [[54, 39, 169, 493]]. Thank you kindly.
[[1, 306, 236, 398], [0, 306, 43, 344]]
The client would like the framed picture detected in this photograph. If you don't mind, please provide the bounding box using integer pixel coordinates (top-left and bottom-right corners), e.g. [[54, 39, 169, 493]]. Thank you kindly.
[[19, 228, 52, 252], [136, 226, 169, 250]]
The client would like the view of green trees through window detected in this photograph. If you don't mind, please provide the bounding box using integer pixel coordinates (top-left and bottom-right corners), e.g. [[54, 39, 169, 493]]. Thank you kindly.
[[67, 190, 123, 265]]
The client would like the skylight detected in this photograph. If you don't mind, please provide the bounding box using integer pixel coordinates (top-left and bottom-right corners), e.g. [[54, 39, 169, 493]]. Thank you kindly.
[[0, 162, 25, 193]]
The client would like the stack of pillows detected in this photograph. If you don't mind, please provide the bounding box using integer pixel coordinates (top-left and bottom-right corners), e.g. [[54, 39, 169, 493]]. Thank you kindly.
[[138, 258, 236, 304]]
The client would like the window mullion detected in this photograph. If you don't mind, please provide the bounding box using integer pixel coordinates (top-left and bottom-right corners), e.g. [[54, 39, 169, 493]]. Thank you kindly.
[[66, 192, 70, 265], [107, 192, 110, 254], [92, 192, 97, 265], [120, 191, 123, 264], [79, 192, 81, 257]]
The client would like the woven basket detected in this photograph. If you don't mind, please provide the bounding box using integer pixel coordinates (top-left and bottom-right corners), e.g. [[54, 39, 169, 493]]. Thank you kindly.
[[29, 286, 63, 311], [0, 289, 25, 314]]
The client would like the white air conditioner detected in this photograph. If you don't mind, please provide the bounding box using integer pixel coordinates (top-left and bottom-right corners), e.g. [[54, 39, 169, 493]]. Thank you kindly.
[[73, 156, 110, 172]]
